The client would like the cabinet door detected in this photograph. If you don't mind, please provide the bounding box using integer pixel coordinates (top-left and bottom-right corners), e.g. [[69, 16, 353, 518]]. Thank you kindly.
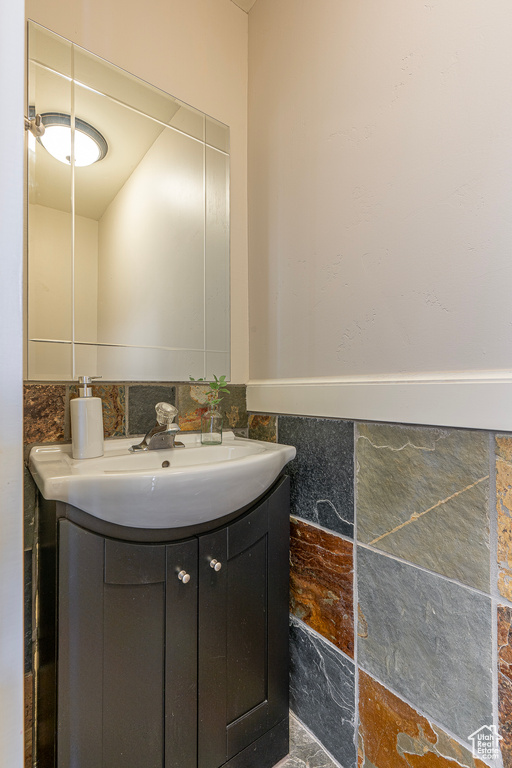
[[165, 539, 199, 768], [198, 476, 290, 768], [57, 520, 197, 768]]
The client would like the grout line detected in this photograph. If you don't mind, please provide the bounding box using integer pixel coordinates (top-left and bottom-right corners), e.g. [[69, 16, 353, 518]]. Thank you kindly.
[[289, 614, 356, 667], [352, 421, 360, 755], [489, 432, 504, 767], [289, 514, 354, 545], [288, 711, 346, 768], [357, 665, 497, 767], [356, 541, 494, 600]]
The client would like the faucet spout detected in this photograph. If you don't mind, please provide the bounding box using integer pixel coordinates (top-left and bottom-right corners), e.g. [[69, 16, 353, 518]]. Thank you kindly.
[[129, 402, 183, 452]]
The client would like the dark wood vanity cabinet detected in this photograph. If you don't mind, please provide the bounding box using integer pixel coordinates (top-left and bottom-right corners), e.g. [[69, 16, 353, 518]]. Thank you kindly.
[[37, 476, 290, 768]]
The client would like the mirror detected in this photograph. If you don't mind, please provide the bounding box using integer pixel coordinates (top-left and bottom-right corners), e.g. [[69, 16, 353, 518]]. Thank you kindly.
[[27, 21, 230, 382]]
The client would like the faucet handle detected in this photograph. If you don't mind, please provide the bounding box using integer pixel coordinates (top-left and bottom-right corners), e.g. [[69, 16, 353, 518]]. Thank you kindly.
[[155, 402, 178, 426]]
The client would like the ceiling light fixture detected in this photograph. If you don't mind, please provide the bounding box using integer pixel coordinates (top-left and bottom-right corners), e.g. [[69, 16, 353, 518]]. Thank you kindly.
[[37, 112, 108, 167]]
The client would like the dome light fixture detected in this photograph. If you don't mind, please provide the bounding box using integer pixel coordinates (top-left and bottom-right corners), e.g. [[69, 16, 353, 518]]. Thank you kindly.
[[37, 112, 108, 167]]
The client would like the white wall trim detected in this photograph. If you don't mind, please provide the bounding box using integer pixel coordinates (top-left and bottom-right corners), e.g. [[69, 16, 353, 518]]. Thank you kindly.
[[247, 373, 512, 432]]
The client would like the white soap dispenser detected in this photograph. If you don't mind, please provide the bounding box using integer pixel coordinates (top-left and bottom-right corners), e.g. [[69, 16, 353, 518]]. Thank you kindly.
[[71, 376, 104, 459]]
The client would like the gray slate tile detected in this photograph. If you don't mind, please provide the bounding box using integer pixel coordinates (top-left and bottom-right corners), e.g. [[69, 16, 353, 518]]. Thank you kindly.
[[277, 715, 339, 768], [127, 385, 176, 436], [356, 423, 490, 591], [357, 546, 493, 743], [289, 617, 356, 767], [278, 416, 354, 538]]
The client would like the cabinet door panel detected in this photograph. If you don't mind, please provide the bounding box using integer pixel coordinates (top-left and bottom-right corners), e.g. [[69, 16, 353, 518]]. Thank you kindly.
[[198, 528, 228, 768], [105, 538, 166, 584], [58, 522, 199, 768], [103, 539, 167, 767], [165, 539, 199, 768], [200, 476, 291, 767], [225, 501, 270, 760], [58, 520, 104, 768], [226, 535, 267, 722], [103, 580, 165, 768]]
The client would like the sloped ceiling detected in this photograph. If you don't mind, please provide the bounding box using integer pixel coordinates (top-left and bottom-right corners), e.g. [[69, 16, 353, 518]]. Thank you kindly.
[[230, 0, 258, 12]]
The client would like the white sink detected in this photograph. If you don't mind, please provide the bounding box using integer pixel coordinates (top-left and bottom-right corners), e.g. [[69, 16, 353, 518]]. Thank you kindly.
[[29, 431, 296, 529]]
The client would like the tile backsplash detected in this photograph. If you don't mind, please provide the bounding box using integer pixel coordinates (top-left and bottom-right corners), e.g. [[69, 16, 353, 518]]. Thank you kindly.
[[24, 381, 249, 445]]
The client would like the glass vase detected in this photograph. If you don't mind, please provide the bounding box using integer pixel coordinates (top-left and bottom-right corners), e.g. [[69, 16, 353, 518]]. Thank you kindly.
[[201, 404, 223, 445]]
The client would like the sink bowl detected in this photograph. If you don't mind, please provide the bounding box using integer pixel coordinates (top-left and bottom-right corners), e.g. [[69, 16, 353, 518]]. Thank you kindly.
[[29, 431, 296, 529]]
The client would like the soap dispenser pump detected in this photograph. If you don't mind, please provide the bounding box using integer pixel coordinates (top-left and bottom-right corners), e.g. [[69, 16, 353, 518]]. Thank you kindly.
[[70, 376, 104, 459]]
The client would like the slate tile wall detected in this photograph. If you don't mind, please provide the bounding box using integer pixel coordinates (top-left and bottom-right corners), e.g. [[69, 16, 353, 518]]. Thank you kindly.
[[249, 413, 512, 768], [24, 387, 512, 768], [23, 380, 249, 768]]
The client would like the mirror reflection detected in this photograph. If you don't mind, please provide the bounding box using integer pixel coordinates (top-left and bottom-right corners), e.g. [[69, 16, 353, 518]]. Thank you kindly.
[[27, 21, 230, 382]]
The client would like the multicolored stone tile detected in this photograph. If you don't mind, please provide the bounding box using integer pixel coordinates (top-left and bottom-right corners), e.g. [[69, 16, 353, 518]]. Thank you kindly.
[[178, 383, 213, 430], [127, 385, 176, 436], [283, 714, 339, 768], [69, 384, 126, 438], [248, 413, 277, 443], [357, 545, 493, 742], [495, 437, 512, 601], [24, 468, 36, 551], [498, 604, 512, 768], [23, 384, 66, 443], [24, 551, 32, 674], [357, 424, 490, 591], [290, 518, 354, 658], [289, 616, 356, 766], [25, 673, 33, 768], [221, 385, 248, 430], [358, 670, 488, 768], [278, 416, 354, 538], [177, 383, 247, 432]]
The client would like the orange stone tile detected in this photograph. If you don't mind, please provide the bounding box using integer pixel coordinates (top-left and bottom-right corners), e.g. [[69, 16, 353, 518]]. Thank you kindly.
[[248, 414, 277, 442], [359, 671, 487, 768], [289, 518, 354, 658], [177, 384, 247, 432], [25, 673, 32, 768], [496, 437, 512, 600], [69, 384, 126, 438], [498, 605, 512, 768], [24, 384, 66, 444]]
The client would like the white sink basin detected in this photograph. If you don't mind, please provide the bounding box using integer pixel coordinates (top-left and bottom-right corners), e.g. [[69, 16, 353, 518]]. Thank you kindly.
[[29, 431, 296, 529]]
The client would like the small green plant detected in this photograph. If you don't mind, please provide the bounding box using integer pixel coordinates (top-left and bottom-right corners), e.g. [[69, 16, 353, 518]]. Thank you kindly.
[[189, 374, 230, 406]]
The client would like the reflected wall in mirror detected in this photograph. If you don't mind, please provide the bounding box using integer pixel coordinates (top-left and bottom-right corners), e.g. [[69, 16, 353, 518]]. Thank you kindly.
[[27, 21, 230, 382]]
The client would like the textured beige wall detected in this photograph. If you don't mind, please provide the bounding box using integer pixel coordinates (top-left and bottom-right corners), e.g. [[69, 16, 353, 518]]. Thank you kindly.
[[248, 0, 512, 380], [26, 0, 249, 383]]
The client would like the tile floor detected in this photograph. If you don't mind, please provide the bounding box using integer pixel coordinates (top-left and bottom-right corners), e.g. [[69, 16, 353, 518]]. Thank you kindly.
[[276, 714, 339, 768]]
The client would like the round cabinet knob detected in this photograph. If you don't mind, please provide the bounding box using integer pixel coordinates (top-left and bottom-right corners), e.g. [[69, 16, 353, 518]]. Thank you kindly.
[[210, 559, 222, 572], [178, 570, 190, 583]]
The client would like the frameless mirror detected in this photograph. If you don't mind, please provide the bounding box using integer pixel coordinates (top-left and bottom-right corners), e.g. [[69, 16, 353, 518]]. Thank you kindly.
[[27, 21, 230, 381]]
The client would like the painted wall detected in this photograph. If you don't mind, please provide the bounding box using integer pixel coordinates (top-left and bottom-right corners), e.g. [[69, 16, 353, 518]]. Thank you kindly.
[[0, 0, 25, 764], [26, 0, 249, 383], [247, 0, 512, 426]]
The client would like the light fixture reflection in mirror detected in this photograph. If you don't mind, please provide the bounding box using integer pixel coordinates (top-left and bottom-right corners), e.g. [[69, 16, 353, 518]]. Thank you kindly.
[[38, 112, 108, 167]]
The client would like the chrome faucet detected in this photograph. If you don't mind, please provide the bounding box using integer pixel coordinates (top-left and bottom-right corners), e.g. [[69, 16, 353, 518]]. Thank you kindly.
[[130, 402, 184, 452]]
